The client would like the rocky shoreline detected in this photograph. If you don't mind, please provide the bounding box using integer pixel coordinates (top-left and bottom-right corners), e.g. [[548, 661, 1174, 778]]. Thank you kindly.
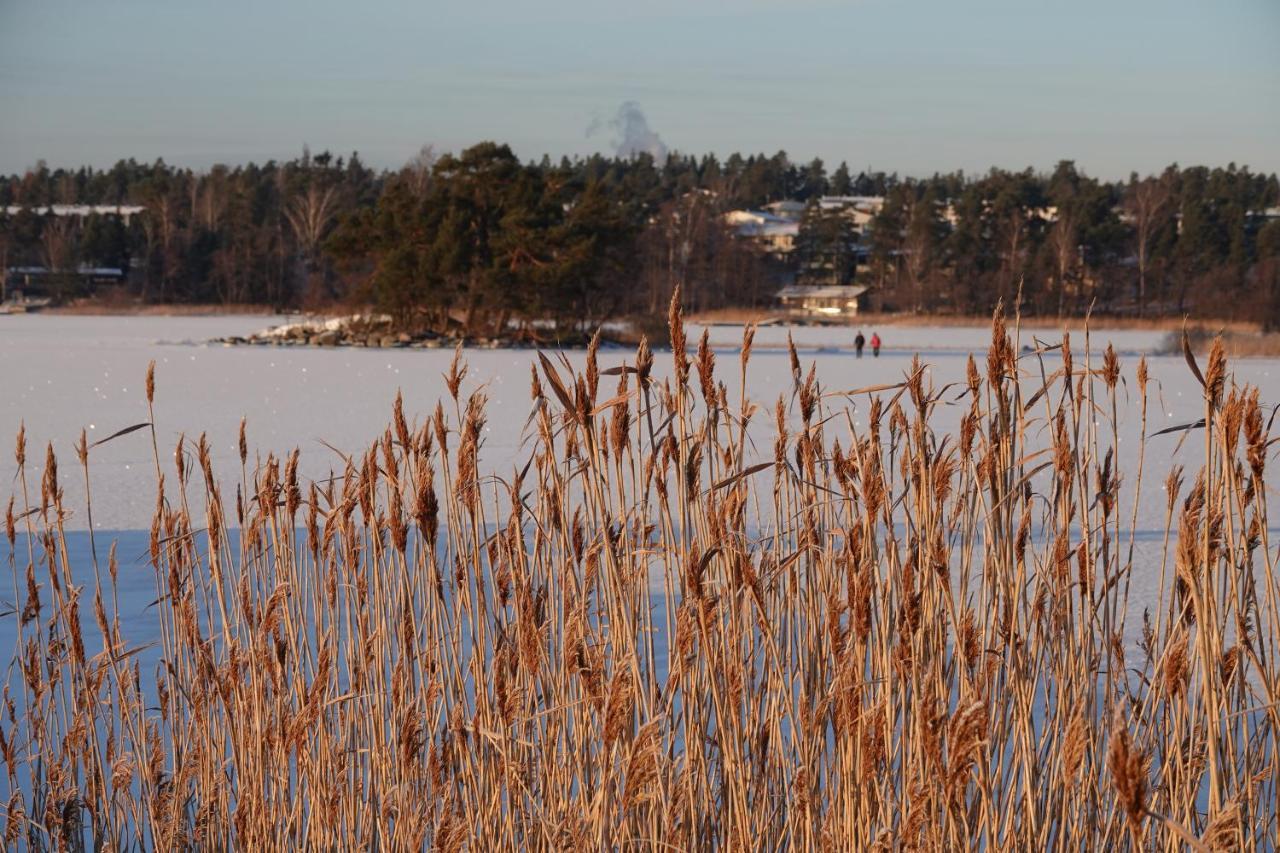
[[210, 314, 602, 350]]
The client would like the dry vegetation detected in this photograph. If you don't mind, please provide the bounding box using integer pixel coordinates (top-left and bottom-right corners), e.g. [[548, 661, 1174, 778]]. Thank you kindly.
[[46, 299, 280, 317], [1173, 325, 1280, 359], [690, 307, 1266, 337], [3, 297, 1278, 849]]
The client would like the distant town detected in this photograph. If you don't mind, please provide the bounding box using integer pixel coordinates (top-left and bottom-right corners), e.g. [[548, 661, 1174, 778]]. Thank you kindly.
[[2, 147, 1278, 333]]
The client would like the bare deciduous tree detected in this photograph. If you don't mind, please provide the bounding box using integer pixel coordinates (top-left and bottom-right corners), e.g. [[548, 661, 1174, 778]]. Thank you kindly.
[[140, 189, 181, 302], [198, 166, 229, 231], [40, 216, 77, 271], [284, 185, 340, 266], [1124, 173, 1173, 315], [998, 210, 1026, 305], [403, 145, 438, 198], [284, 183, 341, 304], [1048, 209, 1078, 317]]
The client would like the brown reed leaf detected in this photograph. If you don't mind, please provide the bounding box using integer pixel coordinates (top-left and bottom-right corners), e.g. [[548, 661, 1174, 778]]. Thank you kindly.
[[827, 380, 907, 398], [89, 422, 151, 448], [709, 461, 772, 493], [1023, 367, 1064, 411], [536, 351, 575, 415], [590, 391, 633, 417], [599, 364, 639, 377], [1182, 322, 1206, 389]]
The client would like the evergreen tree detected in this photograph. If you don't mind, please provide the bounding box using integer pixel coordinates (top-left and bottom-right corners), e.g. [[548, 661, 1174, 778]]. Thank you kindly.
[[830, 162, 853, 196], [795, 202, 857, 288]]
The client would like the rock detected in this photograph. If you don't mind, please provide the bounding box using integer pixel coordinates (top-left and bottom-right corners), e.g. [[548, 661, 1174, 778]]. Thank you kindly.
[[397, 332, 412, 344], [313, 330, 341, 346]]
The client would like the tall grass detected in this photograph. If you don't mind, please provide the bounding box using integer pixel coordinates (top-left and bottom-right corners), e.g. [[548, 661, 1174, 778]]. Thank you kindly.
[[3, 300, 1277, 849]]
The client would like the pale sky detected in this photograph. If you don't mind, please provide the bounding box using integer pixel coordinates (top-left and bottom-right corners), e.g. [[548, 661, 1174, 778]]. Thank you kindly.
[[1, 0, 1277, 179]]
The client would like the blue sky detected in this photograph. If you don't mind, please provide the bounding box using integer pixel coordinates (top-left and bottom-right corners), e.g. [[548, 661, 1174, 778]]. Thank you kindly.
[[1, 0, 1277, 178]]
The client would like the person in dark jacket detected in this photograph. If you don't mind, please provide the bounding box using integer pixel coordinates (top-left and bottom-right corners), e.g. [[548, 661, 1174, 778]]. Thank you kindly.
[[870, 331, 881, 357], [854, 330, 866, 358]]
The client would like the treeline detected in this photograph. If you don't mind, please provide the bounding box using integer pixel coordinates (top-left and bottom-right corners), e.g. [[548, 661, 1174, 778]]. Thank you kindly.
[[865, 161, 1280, 321], [0, 145, 788, 327], [2, 145, 1278, 327], [0, 149, 382, 307]]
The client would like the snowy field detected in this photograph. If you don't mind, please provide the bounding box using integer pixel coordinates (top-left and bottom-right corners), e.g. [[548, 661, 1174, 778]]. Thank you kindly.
[[2, 313, 1277, 654]]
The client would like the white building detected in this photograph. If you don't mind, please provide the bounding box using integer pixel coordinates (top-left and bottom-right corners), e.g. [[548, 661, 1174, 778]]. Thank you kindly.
[[763, 200, 806, 221], [777, 284, 869, 318], [725, 210, 801, 254], [4, 204, 146, 225], [817, 195, 885, 230]]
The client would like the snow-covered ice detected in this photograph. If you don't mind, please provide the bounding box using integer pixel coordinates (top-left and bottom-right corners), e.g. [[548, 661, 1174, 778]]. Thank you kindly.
[[2, 313, 1276, 651], [0, 314, 1268, 533]]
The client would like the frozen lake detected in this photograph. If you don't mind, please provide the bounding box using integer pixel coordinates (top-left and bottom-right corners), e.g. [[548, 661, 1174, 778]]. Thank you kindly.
[[2, 313, 1277, 655], [0, 314, 1265, 532], [1, 314, 1273, 528]]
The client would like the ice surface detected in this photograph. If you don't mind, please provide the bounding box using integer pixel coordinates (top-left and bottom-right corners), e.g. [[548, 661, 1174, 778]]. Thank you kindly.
[[1, 313, 1276, 648], [0, 315, 1268, 531], [693, 321, 1170, 356]]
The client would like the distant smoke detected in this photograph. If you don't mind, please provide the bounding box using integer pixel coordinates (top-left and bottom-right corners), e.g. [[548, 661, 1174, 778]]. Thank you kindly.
[[587, 101, 669, 164]]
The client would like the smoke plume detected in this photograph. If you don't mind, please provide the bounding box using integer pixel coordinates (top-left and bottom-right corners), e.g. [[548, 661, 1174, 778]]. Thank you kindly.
[[588, 101, 669, 164]]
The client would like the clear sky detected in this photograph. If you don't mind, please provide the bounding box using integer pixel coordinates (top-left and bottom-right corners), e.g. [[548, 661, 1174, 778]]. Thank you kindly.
[[1, 0, 1277, 179]]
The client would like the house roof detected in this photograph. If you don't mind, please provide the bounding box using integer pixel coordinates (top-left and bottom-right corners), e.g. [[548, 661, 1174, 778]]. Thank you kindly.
[[8, 265, 125, 276], [4, 205, 145, 218], [726, 210, 800, 238], [818, 195, 884, 212], [764, 200, 806, 216], [777, 285, 869, 300]]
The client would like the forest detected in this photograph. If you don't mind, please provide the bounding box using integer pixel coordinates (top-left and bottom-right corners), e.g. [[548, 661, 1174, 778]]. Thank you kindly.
[[2, 144, 1278, 331]]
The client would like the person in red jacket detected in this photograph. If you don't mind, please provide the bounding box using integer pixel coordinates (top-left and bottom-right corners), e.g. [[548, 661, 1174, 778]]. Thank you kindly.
[[870, 331, 881, 357]]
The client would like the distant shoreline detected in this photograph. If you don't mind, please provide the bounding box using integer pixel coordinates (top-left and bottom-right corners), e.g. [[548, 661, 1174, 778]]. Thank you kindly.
[[25, 300, 1279, 357], [686, 306, 1264, 334], [38, 299, 1264, 333], [44, 301, 283, 317]]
